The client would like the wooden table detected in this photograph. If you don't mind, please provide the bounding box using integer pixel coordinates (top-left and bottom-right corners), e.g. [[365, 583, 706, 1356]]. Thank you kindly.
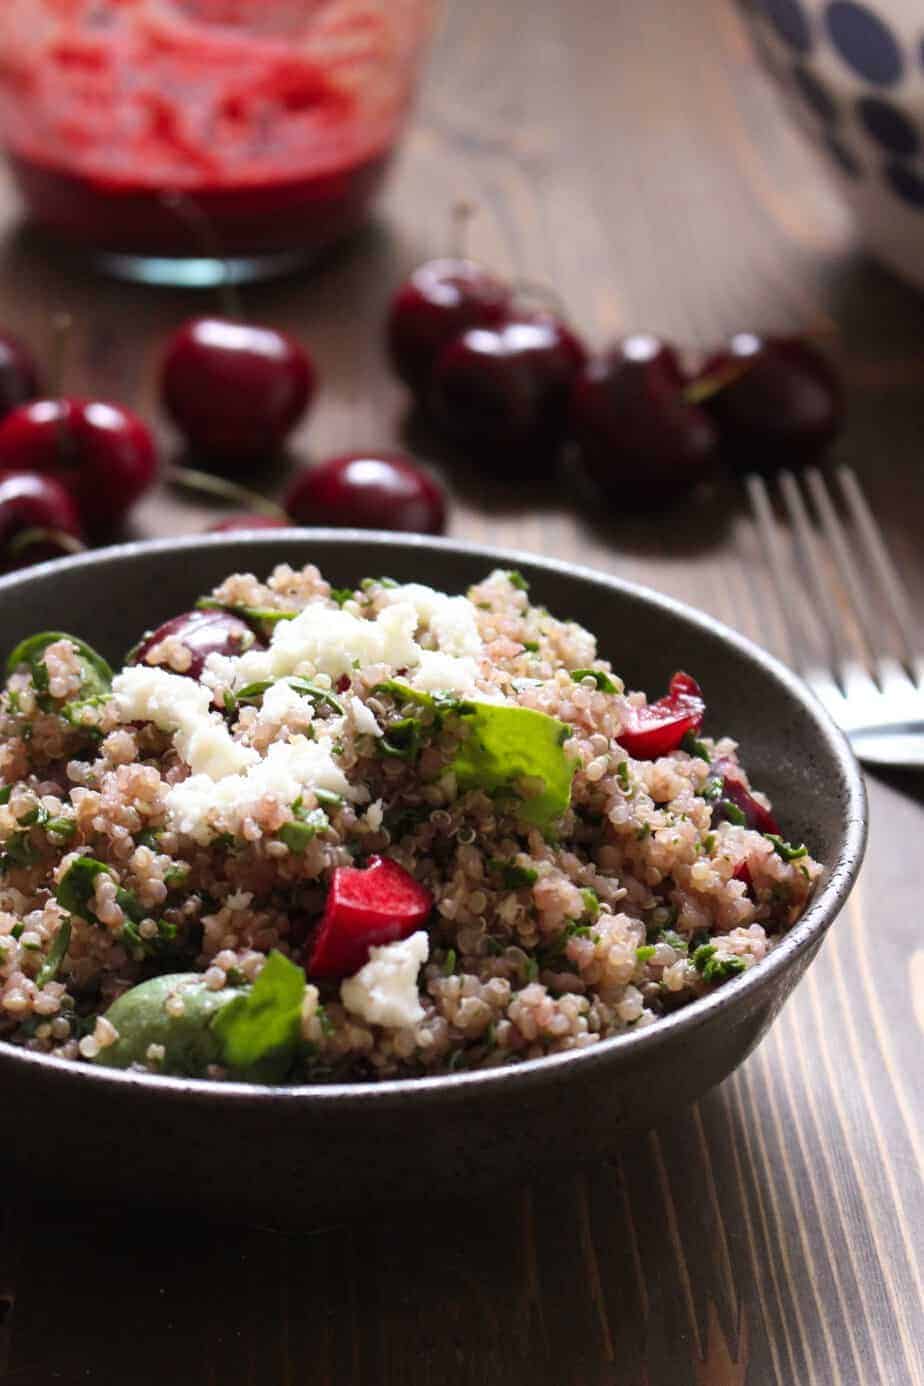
[[1, 1, 922, 1382]]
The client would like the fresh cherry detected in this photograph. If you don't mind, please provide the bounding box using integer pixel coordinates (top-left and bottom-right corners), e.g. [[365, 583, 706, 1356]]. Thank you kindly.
[[429, 313, 587, 461], [387, 258, 510, 395], [308, 855, 434, 978], [617, 672, 705, 760], [0, 399, 158, 533], [0, 333, 41, 423], [128, 609, 262, 680], [160, 318, 316, 466], [208, 514, 290, 533], [0, 471, 83, 571], [570, 335, 718, 505], [285, 452, 446, 533], [693, 334, 843, 470]]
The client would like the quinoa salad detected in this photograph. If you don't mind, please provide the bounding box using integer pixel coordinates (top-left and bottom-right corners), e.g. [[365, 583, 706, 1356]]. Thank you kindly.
[[0, 563, 821, 1083]]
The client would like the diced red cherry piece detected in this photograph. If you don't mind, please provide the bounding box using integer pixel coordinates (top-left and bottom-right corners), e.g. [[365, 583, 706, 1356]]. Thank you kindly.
[[0, 471, 83, 571], [387, 258, 511, 395], [430, 313, 588, 463], [207, 514, 290, 533], [160, 318, 316, 466], [0, 333, 41, 423], [129, 609, 261, 680], [308, 854, 434, 979], [570, 335, 717, 505], [618, 671, 705, 760], [0, 399, 158, 533], [712, 757, 781, 834], [732, 861, 753, 890], [694, 334, 843, 471], [285, 452, 446, 534]]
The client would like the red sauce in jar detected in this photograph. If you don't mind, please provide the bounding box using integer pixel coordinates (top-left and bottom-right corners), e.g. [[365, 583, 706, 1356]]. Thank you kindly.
[[0, 0, 433, 264]]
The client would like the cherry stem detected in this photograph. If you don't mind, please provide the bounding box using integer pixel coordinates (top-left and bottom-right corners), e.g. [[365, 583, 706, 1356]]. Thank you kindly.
[[507, 279, 567, 319], [167, 464, 289, 520], [160, 191, 244, 320], [683, 357, 755, 406], [449, 200, 475, 260], [6, 527, 85, 560]]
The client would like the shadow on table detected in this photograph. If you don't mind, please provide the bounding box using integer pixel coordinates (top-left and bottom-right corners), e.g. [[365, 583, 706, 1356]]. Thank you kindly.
[[3, 1085, 766, 1386]]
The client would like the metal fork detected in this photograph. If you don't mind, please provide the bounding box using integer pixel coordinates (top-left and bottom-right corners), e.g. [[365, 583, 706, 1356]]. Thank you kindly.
[[747, 463, 924, 769]]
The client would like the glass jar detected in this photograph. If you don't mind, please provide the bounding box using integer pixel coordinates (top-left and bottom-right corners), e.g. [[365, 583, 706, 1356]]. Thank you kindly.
[[0, 0, 436, 284]]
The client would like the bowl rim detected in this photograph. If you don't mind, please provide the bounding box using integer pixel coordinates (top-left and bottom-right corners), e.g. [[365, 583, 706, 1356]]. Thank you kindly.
[[0, 529, 868, 1109]]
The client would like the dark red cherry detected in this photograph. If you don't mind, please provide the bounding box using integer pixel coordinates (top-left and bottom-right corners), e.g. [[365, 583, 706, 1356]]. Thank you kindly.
[[617, 672, 705, 760], [0, 333, 41, 423], [387, 259, 510, 395], [129, 609, 262, 680], [0, 471, 83, 571], [160, 318, 316, 466], [429, 314, 587, 462], [570, 335, 718, 506], [285, 452, 446, 533], [0, 399, 158, 533], [693, 334, 843, 470], [207, 514, 290, 533]]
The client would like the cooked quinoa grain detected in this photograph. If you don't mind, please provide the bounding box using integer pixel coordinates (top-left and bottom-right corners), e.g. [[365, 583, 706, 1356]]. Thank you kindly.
[[0, 566, 821, 1082]]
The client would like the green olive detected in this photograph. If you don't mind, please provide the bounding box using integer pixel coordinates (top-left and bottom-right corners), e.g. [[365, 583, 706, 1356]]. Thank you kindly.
[[93, 973, 244, 1077]]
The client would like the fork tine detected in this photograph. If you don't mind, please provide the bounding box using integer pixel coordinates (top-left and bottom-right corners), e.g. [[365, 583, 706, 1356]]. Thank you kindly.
[[776, 468, 854, 687], [835, 465, 921, 683], [746, 474, 813, 668], [803, 465, 897, 687]]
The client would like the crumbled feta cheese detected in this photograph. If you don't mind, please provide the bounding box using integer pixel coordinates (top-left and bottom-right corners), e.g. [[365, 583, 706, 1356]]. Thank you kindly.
[[256, 679, 312, 728], [112, 666, 256, 779], [384, 583, 483, 657], [411, 651, 481, 695], [206, 602, 421, 690], [349, 696, 382, 737], [340, 931, 429, 1029], [165, 734, 363, 843]]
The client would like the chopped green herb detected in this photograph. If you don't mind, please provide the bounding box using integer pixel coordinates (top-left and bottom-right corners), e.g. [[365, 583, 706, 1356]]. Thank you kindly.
[[196, 597, 296, 628], [659, 929, 688, 954], [680, 731, 711, 762], [698, 773, 724, 803], [636, 945, 656, 963], [700, 953, 746, 984], [718, 799, 746, 827], [329, 587, 354, 607], [443, 948, 457, 976], [701, 833, 717, 855], [570, 668, 618, 693], [476, 602, 493, 611], [211, 951, 306, 1082], [505, 570, 529, 592], [164, 865, 190, 888], [688, 929, 712, 953], [490, 859, 539, 889], [581, 888, 600, 921], [525, 957, 539, 982], [15, 802, 48, 829], [288, 680, 345, 716], [5, 631, 113, 701], [692, 943, 717, 972], [0, 786, 11, 805], [55, 855, 112, 919], [135, 828, 161, 849], [378, 715, 422, 762], [765, 834, 808, 862], [616, 761, 630, 793], [636, 822, 652, 840], [314, 788, 344, 809], [11, 922, 23, 939], [279, 807, 328, 853], [359, 576, 397, 591], [522, 641, 540, 653], [45, 816, 76, 841], [223, 689, 238, 717]]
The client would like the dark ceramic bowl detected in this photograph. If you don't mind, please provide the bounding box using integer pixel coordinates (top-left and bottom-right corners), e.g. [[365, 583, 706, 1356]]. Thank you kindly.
[[0, 533, 866, 1225]]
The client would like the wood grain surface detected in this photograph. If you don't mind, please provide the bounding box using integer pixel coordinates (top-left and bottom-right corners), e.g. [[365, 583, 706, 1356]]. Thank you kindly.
[[1, 1, 923, 1382]]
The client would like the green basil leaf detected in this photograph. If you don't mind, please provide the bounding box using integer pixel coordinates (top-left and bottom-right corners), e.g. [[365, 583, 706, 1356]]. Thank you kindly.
[[36, 919, 71, 987], [6, 631, 113, 700], [450, 703, 575, 830], [570, 668, 617, 693], [55, 855, 112, 919], [211, 951, 306, 1082]]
